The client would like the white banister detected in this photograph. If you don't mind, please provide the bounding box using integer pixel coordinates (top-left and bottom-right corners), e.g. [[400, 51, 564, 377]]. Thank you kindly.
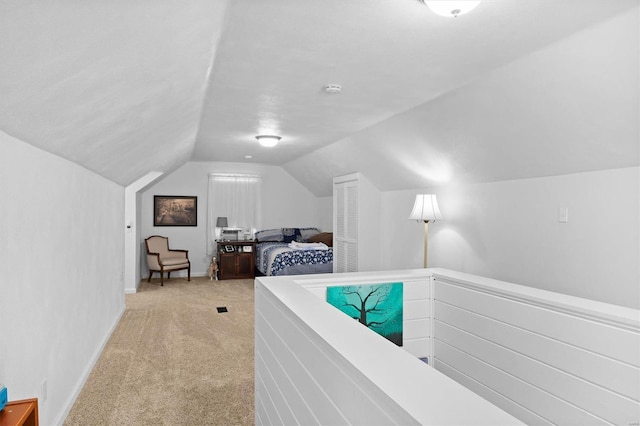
[[255, 268, 640, 425]]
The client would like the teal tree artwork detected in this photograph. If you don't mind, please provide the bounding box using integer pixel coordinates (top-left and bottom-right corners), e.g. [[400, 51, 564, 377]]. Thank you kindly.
[[327, 282, 403, 346]]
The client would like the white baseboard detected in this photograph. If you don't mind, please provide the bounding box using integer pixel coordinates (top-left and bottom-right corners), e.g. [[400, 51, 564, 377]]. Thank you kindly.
[[55, 305, 125, 425]]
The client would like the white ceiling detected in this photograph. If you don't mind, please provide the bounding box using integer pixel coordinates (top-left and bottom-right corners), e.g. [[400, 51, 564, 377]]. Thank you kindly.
[[1, 0, 638, 196]]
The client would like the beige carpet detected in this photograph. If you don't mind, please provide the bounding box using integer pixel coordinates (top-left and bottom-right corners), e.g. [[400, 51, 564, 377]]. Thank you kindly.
[[64, 277, 255, 426]]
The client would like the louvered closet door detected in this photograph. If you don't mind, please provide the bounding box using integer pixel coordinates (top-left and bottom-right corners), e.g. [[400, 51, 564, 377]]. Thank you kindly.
[[344, 184, 358, 271], [335, 185, 346, 272], [334, 178, 358, 273]]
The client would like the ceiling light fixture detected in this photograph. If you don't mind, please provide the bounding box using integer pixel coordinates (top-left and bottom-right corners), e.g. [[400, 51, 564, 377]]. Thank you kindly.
[[421, 0, 480, 17], [255, 135, 281, 147]]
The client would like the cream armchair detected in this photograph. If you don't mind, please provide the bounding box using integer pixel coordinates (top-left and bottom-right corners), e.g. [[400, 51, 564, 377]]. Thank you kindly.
[[145, 235, 191, 286]]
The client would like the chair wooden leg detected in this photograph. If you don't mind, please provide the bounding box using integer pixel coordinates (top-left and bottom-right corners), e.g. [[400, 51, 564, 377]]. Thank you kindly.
[[148, 271, 153, 282], [160, 269, 164, 286], [188, 266, 191, 282]]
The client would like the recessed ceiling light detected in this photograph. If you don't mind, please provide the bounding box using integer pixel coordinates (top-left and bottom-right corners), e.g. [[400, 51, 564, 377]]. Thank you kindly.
[[256, 135, 281, 147], [244, 155, 253, 159]]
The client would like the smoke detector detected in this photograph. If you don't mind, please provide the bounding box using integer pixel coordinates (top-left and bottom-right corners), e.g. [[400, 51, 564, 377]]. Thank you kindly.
[[324, 84, 342, 94]]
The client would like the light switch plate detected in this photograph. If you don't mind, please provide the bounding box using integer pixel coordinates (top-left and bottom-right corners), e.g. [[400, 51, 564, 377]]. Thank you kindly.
[[558, 207, 569, 223]]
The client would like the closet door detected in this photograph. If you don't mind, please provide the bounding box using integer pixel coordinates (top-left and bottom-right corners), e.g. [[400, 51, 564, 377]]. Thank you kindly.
[[334, 175, 358, 272]]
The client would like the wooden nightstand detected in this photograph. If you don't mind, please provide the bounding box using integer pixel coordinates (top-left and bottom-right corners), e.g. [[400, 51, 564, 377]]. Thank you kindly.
[[0, 398, 38, 426], [217, 240, 256, 280]]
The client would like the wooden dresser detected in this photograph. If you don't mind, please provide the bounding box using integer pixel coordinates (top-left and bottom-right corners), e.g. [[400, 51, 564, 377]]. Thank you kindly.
[[217, 240, 256, 280]]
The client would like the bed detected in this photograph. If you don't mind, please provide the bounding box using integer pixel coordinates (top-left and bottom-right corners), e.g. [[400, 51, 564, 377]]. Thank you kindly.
[[255, 227, 333, 276]]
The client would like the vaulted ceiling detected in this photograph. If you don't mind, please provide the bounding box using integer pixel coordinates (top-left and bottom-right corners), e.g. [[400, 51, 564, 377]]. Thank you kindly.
[[1, 0, 638, 196]]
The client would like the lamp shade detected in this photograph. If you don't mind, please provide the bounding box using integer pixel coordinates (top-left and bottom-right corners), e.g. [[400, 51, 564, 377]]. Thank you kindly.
[[409, 194, 442, 222], [422, 1, 481, 17], [216, 216, 228, 227]]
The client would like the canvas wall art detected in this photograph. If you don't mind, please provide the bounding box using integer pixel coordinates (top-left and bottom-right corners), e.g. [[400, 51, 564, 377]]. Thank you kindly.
[[327, 282, 403, 346]]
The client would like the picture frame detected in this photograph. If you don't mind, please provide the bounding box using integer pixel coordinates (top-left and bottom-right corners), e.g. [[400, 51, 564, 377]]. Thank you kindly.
[[242, 245, 252, 253], [153, 196, 197, 226], [224, 245, 235, 253]]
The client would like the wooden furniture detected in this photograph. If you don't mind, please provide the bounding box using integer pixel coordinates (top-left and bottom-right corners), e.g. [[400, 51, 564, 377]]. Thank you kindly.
[[145, 235, 191, 286], [217, 240, 256, 280], [0, 398, 38, 426]]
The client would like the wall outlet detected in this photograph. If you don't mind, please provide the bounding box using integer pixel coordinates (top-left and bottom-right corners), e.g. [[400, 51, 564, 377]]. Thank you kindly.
[[41, 378, 47, 403]]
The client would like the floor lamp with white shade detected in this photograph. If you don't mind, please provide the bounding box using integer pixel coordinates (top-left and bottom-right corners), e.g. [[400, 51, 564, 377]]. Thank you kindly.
[[409, 194, 442, 268]]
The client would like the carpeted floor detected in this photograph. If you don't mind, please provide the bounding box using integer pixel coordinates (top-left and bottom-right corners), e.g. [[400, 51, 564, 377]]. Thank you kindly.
[[64, 277, 255, 426]]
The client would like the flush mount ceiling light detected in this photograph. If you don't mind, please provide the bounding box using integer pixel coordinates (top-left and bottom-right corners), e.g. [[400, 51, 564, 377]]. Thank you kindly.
[[255, 135, 281, 147], [421, 0, 481, 17]]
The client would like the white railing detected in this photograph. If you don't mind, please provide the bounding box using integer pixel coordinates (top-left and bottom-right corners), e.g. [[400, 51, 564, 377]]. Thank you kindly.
[[431, 269, 640, 425], [255, 268, 640, 425]]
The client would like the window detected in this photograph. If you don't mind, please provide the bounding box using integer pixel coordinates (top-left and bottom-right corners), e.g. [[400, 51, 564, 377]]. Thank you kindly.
[[207, 174, 261, 255]]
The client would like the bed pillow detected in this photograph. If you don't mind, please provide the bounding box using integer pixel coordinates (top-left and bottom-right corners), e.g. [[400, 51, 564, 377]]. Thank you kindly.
[[307, 232, 333, 247], [255, 228, 284, 242], [299, 227, 321, 242], [282, 227, 302, 243]]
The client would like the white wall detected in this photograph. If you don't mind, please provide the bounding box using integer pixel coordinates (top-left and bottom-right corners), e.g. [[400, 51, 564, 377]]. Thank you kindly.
[[0, 130, 125, 425], [139, 161, 324, 278], [381, 167, 640, 309], [124, 172, 163, 293], [316, 195, 333, 232]]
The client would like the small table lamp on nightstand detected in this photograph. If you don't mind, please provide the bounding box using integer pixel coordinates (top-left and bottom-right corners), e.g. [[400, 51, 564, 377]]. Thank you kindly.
[[216, 216, 228, 239], [216, 216, 228, 229], [409, 194, 442, 268]]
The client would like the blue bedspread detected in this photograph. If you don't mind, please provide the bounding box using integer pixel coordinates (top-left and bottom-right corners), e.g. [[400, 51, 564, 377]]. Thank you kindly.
[[256, 242, 333, 276]]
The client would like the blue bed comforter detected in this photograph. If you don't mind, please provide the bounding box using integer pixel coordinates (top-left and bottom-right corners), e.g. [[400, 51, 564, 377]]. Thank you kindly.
[[256, 242, 333, 276]]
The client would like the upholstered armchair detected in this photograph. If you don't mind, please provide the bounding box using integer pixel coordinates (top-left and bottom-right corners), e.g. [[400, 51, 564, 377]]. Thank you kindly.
[[145, 235, 191, 286]]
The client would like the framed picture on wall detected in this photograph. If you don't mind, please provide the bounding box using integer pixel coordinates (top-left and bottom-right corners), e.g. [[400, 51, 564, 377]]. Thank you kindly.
[[153, 195, 197, 226]]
